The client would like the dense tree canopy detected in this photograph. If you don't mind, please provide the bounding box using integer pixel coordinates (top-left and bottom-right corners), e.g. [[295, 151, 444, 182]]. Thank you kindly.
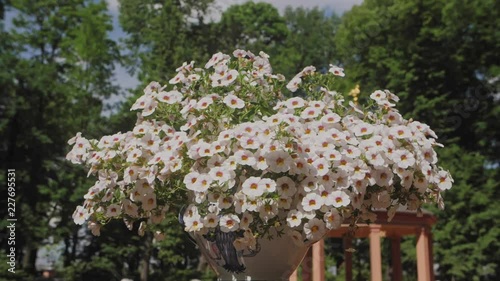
[[336, 0, 500, 279], [1, 0, 499, 280], [0, 0, 118, 278]]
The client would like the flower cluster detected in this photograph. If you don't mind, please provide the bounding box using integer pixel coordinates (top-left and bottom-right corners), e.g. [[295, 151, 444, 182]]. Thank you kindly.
[[67, 50, 452, 246]]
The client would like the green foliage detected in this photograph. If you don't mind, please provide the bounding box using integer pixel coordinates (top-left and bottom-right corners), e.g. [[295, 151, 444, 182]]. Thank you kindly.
[[119, 0, 214, 84], [430, 145, 500, 279], [213, 2, 288, 55], [335, 0, 499, 279], [0, 0, 119, 276], [275, 7, 341, 78]]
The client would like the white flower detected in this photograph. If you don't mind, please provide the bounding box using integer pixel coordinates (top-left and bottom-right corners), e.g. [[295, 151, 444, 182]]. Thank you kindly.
[[320, 113, 341, 124], [183, 172, 202, 191], [169, 72, 186, 84], [253, 151, 269, 170], [242, 197, 259, 212], [242, 176, 266, 197], [390, 125, 411, 139], [203, 213, 219, 228], [233, 49, 247, 58], [301, 193, 324, 212], [329, 190, 351, 208], [122, 199, 139, 218], [303, 218, 326, 241], [219, 69, 238, 86], [392, 149, 416, 169], [196, 97, 214, 110], [278, 196, 292, 209], [205, 52, 225, 69], [285, 97, 306, 109], [141, 193, 157, 211], [218, 195, 233, 209], [131, 94, 152, 111], [287, 210, 304, 227], [374, 167, 394, 187], [353, 122, 374, 136], [286, 76, 302, 92], [141, 99, 158, 117], [300, 107, 321, 119], [434, 170, 453, 191], [223, 94, 245, 109], [312, 157, 330, 176], [184, 215, 204, 232], [413, 176, 428, 193], [258, 200, 278, 223], [276, 176, 297, 197], [323, 209, 342, 230], [73, 206, 89, 225], [220, 214, 240, 232], [208, 166, 232, 183], [234, 150, 256, 166], [420, 145, 438, 164], [260, 178, 277, 193], [239, 135, 260, 150], [365, 147, 386, 167], [240, 212, 254, 230], [266, 151, 292, 173], [105, 204, 121, 218], [328, 65, 345, 77], [370, 90, 386, 102], [342, 145, 361, 159], [157, 90, 182, 104]]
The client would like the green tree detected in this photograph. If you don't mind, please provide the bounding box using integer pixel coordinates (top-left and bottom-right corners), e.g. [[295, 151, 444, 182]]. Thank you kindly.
[[335, 0, 500, 279], [119, 0, 215, 84], [0, 0, 119, 277], [275, 7, 341, 78], [212, 2, 288, 56]]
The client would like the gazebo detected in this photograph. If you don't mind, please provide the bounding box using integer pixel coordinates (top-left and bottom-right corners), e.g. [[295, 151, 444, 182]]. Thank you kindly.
[[290, 210, 437, 281]]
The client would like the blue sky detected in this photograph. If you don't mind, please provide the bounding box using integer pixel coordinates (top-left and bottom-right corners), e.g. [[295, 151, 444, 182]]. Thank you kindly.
[[106, 0, 363, 90]]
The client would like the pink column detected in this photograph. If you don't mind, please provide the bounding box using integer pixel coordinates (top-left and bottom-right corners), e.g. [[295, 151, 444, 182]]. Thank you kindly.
[[369, 226, 383, 281], [312, 239, 325, 281], [428, 231, 435, 280], [344, 237, 353, 281], [416, 226, 432, 281], [391, 237, 402, 281]]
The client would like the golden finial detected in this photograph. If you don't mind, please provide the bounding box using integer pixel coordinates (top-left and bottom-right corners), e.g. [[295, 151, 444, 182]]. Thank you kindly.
[[349, 84, 360, 105]]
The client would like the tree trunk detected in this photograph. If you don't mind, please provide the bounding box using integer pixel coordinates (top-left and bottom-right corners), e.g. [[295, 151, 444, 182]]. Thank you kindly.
[[22, 244, 38, 274], [139, 234, 152, 281]]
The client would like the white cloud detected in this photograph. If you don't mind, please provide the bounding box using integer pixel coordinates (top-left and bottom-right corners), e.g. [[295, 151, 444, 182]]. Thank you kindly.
[[106, 0, 119, 14]]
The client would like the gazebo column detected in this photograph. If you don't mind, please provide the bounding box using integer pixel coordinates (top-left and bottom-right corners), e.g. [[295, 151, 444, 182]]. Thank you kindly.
[[343, 236, 353, 281], [428, 231, 435, 280], [369, 225, 383, 281], [390, 236, 402, 281], [312, 239, 325, 281], [416, 226, 433, 281]]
